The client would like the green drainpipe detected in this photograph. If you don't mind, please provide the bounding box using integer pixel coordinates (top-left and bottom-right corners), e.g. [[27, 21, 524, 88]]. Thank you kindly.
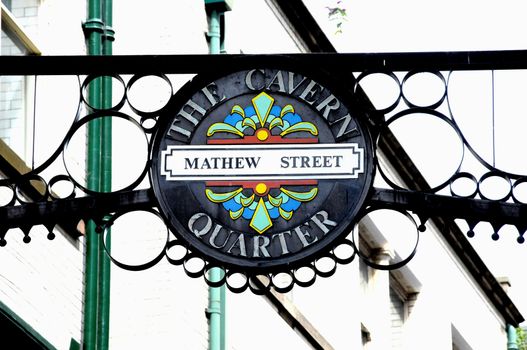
[[208, 9, 221, 54], [83, 0, 103, 348], [83, 0, 113, 348], [205, 2, 232, 349], [207, 9, 224, 350], [98, 0, 113, 349], [508, 324, 519, 350]]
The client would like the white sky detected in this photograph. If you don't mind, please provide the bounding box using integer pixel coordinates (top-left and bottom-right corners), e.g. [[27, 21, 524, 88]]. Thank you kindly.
[[304, 0, 527, 324], [306, 0, 527, 53]]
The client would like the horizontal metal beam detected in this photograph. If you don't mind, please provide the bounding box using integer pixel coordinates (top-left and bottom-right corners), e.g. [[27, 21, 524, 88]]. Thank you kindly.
[[3, 187, 526, 233], [369, 188, 527, 229], [2, 50, 527, 76], [0, 189, 156, 231]]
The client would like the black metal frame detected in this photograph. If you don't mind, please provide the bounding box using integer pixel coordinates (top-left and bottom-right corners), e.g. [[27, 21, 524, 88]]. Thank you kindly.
[[2, 52, 526, 227], [0, 53, 526, 320], [3, 50, 527, 75]]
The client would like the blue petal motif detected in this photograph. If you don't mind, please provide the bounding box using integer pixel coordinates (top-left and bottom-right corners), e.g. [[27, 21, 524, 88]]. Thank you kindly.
[[224, 114, 243, 127], [245, 106, 256, 117], [281, 198, 301, 212], [268, 207, 279, 219], [283, 113, 302, 126], [242, 208, 254, 220], [223, 198, 242, 212], [270, 106, 281, 117]]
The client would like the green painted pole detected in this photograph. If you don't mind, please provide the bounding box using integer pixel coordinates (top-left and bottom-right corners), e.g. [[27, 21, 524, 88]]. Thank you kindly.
[[83, 0, 103, 349], [206, 7, 226, 350], [219, 277, 226, 350], [508, 324, 519, 350], [97, 0, 113, 348], [208, 10, 221, 54]]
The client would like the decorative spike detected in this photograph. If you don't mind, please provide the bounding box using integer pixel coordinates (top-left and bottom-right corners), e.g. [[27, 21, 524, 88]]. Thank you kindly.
[[515, 225, 527, 244], [20, 225, 32, 243], [90, 216, 106, 234], [0, 227, 7, 247], [490, 223, 503, 241], [416, 215, 428, 232], [44, 222, 55, 238], [465, 219, 478, 238], [20, 224, 31, 236]]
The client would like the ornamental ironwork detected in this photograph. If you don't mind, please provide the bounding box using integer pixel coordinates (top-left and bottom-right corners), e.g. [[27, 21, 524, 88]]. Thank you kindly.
[[1, 52, 527, 293]]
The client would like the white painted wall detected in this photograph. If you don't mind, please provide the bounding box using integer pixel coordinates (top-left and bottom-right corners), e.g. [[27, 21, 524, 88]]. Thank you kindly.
[[0, 225, 83, 349], [0, 0, 516, 349]]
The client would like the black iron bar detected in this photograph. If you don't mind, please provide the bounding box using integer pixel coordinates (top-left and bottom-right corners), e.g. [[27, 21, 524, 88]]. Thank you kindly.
[[2, 50, 527, 76], [2, 188, 526, 231]]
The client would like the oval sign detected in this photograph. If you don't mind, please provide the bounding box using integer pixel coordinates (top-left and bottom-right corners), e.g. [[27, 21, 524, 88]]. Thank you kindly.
[[151, 64, 374, 272]]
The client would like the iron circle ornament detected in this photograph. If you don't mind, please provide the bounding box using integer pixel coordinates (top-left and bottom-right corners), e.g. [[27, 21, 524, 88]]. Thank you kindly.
[[375, 108, 465, 193], [81, 74, 127, 112], [14, 174, 48, 203], [450, 172, 478, 198], [101, 208, 169, 272], [150, 61, 375, 275], [126, 73, 174, 118], [512, 177, 527, 204], [248, 274, 272, 295], [0, 180, 16, 207], [401, 70, 447, 110], [351, 206, 420, 271], [62, 110, 150, 195], [478, 171, 512, 202], [354, 70, 402, 115]]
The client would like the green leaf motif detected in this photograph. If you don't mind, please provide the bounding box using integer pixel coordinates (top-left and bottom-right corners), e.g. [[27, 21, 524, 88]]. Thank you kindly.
[[207, 122, 244, 137]]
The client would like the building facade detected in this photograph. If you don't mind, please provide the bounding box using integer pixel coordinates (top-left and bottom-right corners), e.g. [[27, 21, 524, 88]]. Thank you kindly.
[[0, 0, 523, 349]]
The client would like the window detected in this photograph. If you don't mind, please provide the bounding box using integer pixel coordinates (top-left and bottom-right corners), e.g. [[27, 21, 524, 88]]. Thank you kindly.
[[1, 2, 40, 161], [390, 275, 418, 350], [1, 2, 40, 55]]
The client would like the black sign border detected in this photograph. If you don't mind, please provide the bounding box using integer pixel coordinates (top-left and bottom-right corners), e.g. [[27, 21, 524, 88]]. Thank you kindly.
[[150, 57, 375, 274]]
